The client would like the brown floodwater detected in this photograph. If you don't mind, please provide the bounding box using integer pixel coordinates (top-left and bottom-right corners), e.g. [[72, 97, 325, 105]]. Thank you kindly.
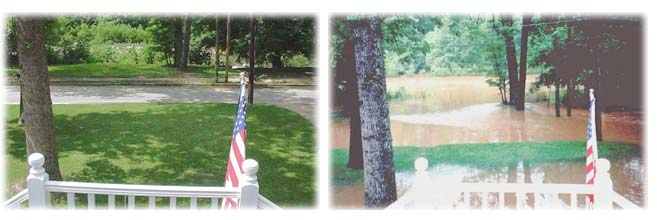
[[331, 76, 643, 209], [332, 76, 642, 147]]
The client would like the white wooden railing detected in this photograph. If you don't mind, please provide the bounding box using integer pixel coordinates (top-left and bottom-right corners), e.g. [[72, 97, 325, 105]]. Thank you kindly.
[[4, 153, 280, 210], [387, 157, 641, 210]]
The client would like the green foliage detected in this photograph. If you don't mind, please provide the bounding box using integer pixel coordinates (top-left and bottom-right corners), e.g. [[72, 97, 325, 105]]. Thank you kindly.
[[6, 103, 316, 207], [386, 86, 414, 101]]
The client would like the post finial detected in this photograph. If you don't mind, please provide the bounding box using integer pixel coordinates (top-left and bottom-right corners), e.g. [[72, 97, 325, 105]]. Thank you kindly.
[[28, 153, 45, 168], [242, 159, 259, 175], [589, 88, 595, 99], [597, 158, 610, 173], [415, 157, 428, 172]]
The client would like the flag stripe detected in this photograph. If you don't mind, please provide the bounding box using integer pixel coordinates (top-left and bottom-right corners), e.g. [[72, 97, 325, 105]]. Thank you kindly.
[[222, 81, 249, 210]]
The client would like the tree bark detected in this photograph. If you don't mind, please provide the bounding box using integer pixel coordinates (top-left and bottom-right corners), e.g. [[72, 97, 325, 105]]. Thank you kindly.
[[248, 15, 256, 104], [516, 15, 531, 110], [593, 48, 603, 141], [180, 16, 192, 72], [501, 16, 519, 105], [15, 17, 63, 181], [173, 17, 183, 68], [566, 79, 573, 117], [553, 32, 561, 117], [271, 55, 283, 69], [215, 16, 220, 83], [338, 33, 363, 170], [224, 15, 231, 83], [352, 18, 397, 208]]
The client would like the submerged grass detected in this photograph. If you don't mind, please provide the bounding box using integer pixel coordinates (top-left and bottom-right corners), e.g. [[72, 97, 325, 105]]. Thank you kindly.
[[5, 103, 315, 207], [332, 142, 640, 186]]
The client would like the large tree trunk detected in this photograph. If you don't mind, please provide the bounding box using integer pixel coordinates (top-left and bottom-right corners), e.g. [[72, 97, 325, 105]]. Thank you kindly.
[[173, 17, 183, 68], [501, 16, 519, 105], [338, 33, 363, 170], [179, 16, 192, 72], [224, 15, 231, 83], [15, 17, 63, 182], [352, 18, 397, 208], [516, 15, 531, 110], [248, 15, 256, 104]]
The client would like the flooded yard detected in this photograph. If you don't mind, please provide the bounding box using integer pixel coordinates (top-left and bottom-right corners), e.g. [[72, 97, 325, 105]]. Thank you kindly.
[[331, 75, 644, 209]]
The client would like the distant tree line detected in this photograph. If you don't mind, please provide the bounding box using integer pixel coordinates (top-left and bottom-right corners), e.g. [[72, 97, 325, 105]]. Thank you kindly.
[[5, 15, 316, 69]]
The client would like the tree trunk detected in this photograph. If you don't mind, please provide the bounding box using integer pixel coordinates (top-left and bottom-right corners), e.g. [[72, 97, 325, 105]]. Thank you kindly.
[[338, 33, 363, 170], [173, 17, 183, 68], [224, 15, 231, 83], [215, 16, 220, 83], [15, 17, 63, 181], [180, 16, 192, 72], [516, 15, 531, 110], [553, 33, 561, 117], [271, 55, 283, 69], [248, 15, 256, 104], [566, 79, 573, 117], [593, 48, 603, 141], [352, 18, 397, 208], [501, 16, 519, 105]]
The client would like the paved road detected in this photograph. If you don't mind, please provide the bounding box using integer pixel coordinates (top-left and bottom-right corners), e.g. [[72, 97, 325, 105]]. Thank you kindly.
[[3, 85, 317, 124]]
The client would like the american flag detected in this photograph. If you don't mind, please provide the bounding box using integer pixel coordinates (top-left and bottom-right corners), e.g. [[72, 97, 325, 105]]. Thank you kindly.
[[222, 78, 248, 209], [585, 89, 598, 208]]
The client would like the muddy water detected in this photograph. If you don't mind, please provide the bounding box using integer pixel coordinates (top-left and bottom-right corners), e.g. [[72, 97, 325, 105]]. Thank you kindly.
[[332, 76, 642, 147], [331, 76, 643, 209]]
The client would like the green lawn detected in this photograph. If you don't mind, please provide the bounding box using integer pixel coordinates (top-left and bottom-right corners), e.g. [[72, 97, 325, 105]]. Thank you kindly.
[[332, 142, 640, 186], [5, 103, 315, 208]]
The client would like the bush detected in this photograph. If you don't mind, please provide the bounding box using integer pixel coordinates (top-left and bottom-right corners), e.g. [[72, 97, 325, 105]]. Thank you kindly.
[[284, 54, 314, 67]]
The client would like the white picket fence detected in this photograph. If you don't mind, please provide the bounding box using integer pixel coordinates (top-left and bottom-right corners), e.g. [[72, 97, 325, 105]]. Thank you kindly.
[[387, 157, 641, 210], [4, 153, 280, 210]]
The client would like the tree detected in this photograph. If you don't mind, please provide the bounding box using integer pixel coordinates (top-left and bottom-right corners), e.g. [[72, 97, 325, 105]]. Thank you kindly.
[[15, 17, 63, 182], [224, 15, 231, 83], [338, 29, 364, 170], [179, 15, 192, 71], [553, 22, 561, 117], [352, 17, 397, 208], [214, 16, 220, 83], [499, 16, 519, 105], [516, 15, 532, 110], [173, 17, 183, 68], [248, 15, 256, 104]]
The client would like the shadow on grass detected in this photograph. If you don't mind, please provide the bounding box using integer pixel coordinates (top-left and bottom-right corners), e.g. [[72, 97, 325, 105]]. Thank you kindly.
[[6, 103, 315, 207]]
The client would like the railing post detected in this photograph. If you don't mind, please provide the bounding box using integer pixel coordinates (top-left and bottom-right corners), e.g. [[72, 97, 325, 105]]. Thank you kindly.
[[594, 158, 613, 209], [26, 153, 50, 209], [239, 159, 259, 209]]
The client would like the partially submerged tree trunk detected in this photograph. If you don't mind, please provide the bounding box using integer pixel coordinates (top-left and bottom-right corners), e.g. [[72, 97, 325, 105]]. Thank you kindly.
[[516, 15, 531, 110], [248, 15, 256, 104], [225, 15, 231, 83], [593, 47, 603, 141], [180, 16, 192, 72], [173, 17, 183, 68], [352, 18, 397, 208], [500, 16, 519, 105], [553, 31, 561, 117], [15, 17, 63, 181]]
